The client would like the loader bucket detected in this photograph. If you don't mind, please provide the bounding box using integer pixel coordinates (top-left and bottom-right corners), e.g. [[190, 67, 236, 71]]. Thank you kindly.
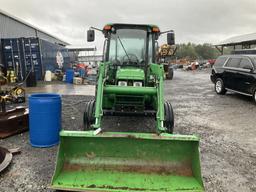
[[51, 131, 204, 191]]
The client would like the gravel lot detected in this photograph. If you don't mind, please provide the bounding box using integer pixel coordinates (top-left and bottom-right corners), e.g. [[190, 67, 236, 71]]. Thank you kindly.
[[0, 69, 255, 192]]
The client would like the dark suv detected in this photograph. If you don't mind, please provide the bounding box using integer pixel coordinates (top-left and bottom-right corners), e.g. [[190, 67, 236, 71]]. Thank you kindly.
[[211, 54, 256, 103]]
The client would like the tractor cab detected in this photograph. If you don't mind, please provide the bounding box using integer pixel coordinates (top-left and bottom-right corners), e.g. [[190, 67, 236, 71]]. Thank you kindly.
[[88, 24, 174, 86], [102, 24, 159, 66]]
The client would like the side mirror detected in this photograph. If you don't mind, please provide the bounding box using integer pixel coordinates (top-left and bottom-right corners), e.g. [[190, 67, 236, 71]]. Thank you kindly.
[[87, 30, 95, 42], [167, 32, 175, 45]]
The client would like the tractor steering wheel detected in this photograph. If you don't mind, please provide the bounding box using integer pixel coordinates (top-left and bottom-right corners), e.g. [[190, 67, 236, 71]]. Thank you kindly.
[[122, 54, 139, 65]]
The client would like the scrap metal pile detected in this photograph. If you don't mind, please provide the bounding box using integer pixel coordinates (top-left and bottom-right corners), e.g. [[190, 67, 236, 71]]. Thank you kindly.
[[0, 83, 28, 139]]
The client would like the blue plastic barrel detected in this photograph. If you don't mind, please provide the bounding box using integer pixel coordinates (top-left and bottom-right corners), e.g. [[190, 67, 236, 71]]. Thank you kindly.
[[65, 69, 74, 83], [29, 93, 61, 147], [78, 68, 86, 78]]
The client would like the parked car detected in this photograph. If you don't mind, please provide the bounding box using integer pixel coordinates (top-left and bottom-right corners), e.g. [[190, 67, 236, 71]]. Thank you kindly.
[[211, 54, 256, 103]]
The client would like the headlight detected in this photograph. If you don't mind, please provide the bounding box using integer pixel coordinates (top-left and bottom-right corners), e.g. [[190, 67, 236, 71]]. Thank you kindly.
[[118, 81, 127, 86], [133, 81, 142, 87]]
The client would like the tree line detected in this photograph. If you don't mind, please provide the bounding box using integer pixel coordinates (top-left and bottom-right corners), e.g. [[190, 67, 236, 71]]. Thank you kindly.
[[175, 43, 228, 60]]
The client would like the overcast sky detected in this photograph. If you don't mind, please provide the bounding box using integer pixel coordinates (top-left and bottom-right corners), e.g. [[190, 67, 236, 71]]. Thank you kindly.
[[1, 0, 256, 50]]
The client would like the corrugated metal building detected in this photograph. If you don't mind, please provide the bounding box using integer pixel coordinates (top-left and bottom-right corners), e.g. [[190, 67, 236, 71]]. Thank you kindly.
[[215, 32, 256, 54], [216, 33, 256, 47], [0, 9, 69, 63]]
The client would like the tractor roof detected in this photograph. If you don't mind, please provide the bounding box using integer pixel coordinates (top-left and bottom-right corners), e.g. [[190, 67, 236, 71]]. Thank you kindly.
[[104, 23, 160, 31]]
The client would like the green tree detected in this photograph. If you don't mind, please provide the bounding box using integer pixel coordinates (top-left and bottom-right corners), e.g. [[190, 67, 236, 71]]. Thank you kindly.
[[176, 43, 198, 60], [175, 43, 220, 60]]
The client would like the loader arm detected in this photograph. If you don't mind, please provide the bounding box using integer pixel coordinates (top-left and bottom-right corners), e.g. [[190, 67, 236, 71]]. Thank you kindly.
[[149, 63, 166, 133], [91, 62, 107, 129]]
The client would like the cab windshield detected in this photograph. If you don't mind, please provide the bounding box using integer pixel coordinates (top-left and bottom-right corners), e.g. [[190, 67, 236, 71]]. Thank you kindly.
[[108, 28, 148, 65]]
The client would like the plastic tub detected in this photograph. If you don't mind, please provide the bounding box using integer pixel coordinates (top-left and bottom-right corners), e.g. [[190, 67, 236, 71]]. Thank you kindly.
[[45, 70, 52, 81]]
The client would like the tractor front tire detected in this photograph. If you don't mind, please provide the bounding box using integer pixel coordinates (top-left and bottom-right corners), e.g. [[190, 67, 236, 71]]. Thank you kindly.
[[83, 100, 95, 130], [164, 101, 174, 133]]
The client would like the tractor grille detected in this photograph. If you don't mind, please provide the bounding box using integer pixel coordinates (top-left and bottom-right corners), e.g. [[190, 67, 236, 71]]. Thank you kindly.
[[115, 95, 144, 111]]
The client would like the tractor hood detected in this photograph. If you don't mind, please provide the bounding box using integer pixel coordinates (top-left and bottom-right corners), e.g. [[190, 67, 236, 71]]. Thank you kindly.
[[116, 67, 145, 80]]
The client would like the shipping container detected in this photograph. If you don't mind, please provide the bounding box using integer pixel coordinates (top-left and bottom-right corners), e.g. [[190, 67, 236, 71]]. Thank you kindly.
[[40, 39, 71, 72], [1, 38, 20, 52], [19, 38, 43, 81], [1, 38, 24, 81], [1, 37, 71, 81]]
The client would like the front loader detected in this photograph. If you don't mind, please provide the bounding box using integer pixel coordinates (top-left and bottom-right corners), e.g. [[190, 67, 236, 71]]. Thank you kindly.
[[51, 23, 204, 191]]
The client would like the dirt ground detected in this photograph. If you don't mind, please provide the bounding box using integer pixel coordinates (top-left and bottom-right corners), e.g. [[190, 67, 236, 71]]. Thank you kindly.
[[0, 69, 255, 192]]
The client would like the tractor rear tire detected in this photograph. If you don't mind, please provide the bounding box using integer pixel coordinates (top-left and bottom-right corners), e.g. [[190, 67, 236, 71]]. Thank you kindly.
[[166, 67, 173, 80], [164, 101, 174, 133], [83, 100, 95, 130]]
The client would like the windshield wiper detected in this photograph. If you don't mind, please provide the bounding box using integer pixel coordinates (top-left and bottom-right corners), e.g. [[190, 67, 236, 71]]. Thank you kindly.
[[117, 36, 131, 64]]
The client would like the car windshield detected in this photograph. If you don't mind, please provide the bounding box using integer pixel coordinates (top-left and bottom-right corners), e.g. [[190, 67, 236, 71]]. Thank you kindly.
[[108, 28, 147, 65]]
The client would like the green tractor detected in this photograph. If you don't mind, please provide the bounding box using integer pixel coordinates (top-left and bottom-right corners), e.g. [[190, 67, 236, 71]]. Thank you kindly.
[[84, 23, 175, 133], [51, 23, 204, 191]]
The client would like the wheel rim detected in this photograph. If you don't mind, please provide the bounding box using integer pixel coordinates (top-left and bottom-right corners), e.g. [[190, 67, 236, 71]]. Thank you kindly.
[[215, 81, 222, 93], [254, 91, 256, 102]]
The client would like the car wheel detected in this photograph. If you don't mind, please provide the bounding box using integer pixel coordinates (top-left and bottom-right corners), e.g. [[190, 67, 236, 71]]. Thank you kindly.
[[215, 78, 226, 95]]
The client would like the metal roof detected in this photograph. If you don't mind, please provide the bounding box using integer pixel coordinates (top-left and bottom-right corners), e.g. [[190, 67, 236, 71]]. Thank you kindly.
[[216, 32, 256, 46], [104, 23, 160, 32], [106, 23, 159, 28], [0, 9, 69, 45]]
